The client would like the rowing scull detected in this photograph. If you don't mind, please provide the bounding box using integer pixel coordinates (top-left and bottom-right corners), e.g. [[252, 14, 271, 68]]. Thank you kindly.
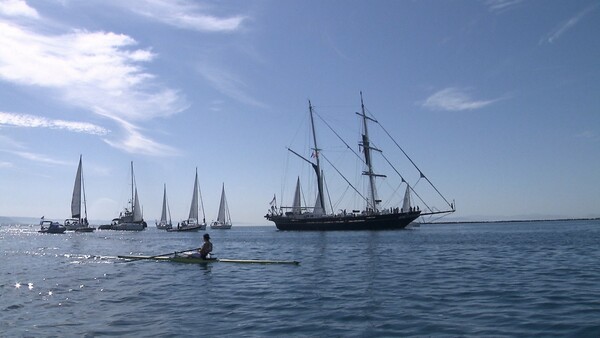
[[118, 255, 300, 265]]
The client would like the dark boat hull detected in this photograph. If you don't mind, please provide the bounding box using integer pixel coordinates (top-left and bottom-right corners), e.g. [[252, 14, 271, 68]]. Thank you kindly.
[[74, 227, 95, 232], [166, 224, 205, 232], [267, 211, 420, 231], [39, 228, 66, 234]]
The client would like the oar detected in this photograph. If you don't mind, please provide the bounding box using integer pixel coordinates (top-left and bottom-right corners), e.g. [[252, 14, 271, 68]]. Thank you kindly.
[[125, 247, 202, 261]]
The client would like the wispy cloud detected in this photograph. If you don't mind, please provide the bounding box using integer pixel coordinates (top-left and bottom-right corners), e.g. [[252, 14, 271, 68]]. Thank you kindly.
[[0, 134, 79, 167], [540, 3, 599, 44], [118, 0, 246, 32], [10, 150, 71, 166], [0, 0, 39, 18], [0, 11, 187, 156], [0, 161, 12, 168], [100, 113, 181, 156], [197, 64, 266, 108], [485, 0, 524, 13], [0, 111, 109, 135], [423, 87, 500, 111], [576, 130, 596, 139], [0, 134, 25, 149]]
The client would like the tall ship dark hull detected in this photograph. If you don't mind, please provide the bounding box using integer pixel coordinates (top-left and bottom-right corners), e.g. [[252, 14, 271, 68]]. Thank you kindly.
[[267, 211, 420, 231], [266, 94, 455, 232]]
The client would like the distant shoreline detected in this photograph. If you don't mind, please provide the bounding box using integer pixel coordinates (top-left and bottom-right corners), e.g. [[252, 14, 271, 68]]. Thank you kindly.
[[422, 217, 600, 225], [2, 216, 599, 227]]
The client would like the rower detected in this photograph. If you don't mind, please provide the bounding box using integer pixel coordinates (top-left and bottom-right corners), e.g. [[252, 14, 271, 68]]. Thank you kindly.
[[190, 233, 213, 259]]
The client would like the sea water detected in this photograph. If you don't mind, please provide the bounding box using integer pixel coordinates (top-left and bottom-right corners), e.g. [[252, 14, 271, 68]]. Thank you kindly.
[[2, 220, 600, 337]]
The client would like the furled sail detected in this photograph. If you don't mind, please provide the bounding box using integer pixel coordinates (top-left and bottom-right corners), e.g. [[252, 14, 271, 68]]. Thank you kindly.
[[71, 156, 83, 219]]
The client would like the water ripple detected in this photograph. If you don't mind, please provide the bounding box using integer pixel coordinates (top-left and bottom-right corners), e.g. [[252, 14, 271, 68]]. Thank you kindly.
[[1, 220, 600, 336]]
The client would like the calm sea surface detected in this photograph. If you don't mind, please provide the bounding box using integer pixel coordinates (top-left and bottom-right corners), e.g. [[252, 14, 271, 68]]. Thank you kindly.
[[2, 220, 600, 337]]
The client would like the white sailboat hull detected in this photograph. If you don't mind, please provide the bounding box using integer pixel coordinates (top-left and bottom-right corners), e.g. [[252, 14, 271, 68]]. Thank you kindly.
[[64, 218, 94, 231], [167, 219, 206, 232], [156, 222, 172, 230], [210, 221, 232, 229]]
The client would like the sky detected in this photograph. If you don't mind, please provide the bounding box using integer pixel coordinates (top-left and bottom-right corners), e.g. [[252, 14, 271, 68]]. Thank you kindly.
[[0, 0, 598, 225]]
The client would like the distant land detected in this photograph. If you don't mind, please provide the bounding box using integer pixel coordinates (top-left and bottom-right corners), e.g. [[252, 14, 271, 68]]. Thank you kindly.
[[2, 215, 599, 227], [423, 218, 600, 225], [0, 216, 266, 227], [0, 216, 101, 226]]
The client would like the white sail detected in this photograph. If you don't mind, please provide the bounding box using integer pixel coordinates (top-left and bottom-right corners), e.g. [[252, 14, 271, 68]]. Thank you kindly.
[[211, 183, 231, 229], [160, 184, 168, 223], [313, 173, 324, 215], [189, 169, 199, 221], [313, 193, 324, 215], [292, 177, 301, 214], [402, 185, 411, 212], [71, 155, 83, 219], [217, 184, 227, 223], [133, 188, 143, 222]]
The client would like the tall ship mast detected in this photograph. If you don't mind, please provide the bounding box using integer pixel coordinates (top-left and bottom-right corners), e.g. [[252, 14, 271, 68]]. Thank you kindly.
[[265, 93, 455, 231]]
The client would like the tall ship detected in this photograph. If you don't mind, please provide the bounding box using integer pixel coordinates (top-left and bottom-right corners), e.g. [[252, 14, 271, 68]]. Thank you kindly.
[[265, 93, 455, 231]]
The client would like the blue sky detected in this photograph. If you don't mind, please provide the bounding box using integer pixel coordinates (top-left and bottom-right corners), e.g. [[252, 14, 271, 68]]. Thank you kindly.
[[0, 0, 598, 224]]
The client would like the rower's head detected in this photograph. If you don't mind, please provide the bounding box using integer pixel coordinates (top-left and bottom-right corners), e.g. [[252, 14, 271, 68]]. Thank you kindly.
[[204, 233, 210, 241]]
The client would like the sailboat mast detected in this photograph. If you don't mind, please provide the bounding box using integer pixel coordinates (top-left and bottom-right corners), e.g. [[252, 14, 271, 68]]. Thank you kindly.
[[71, 155, 82, 220], [359, 92, 380, 211], [167, 186, 172, 224], [200, 177, 206, 224], [130, 161, 134, 212], [161, 184, 167, 223], [81, 155, 87, 222], [308, 101, 326, 213]]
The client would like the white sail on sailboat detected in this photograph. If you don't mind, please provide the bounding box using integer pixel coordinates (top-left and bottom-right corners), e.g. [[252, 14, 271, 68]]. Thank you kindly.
[[64, 155, 94, 232], [111, 161, 147, 231], [156, 184, 172, 230], [292, 177, 302, 215], [211, 183, 232, 229], [169, 167, 206, 232], [402, 185, 412, 213]]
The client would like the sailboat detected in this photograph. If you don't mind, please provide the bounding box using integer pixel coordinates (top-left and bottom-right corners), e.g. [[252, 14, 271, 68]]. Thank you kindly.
[[111, 161, 147, 231], [168, 167, 206, 232], [64, 155, 94, 232], [211, 183, 232, 229], [265, 93, 455, 231], [156, 184, 172, 230]]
